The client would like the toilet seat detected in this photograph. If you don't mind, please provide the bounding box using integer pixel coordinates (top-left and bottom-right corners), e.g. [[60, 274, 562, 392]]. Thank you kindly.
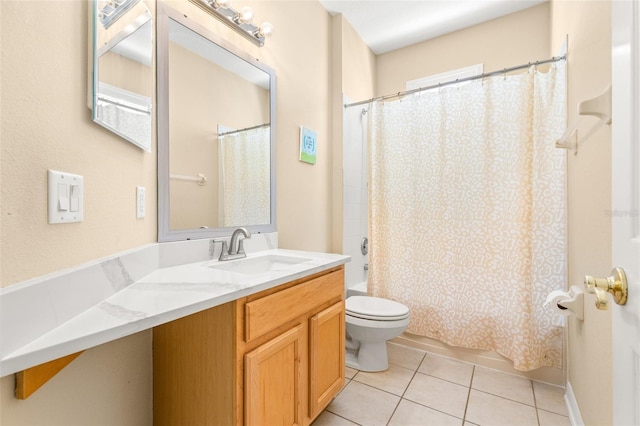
[[346, 296, 409, 321]]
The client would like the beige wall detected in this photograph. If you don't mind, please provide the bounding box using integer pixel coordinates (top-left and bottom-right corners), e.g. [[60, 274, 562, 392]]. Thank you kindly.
[[1, 0, 158, 422], [242, 0, 334, 252], [1, 0, 158, 288], [376, 2, 550, 96], [99, 52, 152, 97], [0, 0, 615, 424], [1, 333, 152, 425], [551, 1, 613, 425], [1, 0, 334, 424], [340, 17, 376, 104]]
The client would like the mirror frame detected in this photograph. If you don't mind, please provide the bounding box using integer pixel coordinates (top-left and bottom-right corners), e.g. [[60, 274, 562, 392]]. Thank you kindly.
[[157, 2, 277, 242], [91, 0, 154, 151]]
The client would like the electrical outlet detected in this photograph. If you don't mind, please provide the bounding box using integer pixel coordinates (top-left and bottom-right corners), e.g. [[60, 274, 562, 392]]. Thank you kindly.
[[136, 186, 145, 219]]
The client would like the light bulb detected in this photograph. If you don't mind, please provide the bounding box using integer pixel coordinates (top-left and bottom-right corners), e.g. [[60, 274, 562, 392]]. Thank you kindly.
[[239, 6, 254, 24], [258, 21, 273, 37]]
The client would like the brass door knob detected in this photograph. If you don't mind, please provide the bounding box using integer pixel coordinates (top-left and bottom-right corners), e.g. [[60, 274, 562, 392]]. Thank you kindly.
[[584, 267, 628, 310]]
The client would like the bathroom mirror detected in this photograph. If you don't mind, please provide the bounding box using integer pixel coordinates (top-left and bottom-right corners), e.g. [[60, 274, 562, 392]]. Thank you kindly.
[[157, 3, 276, 242], [91, 0, 153, 151]]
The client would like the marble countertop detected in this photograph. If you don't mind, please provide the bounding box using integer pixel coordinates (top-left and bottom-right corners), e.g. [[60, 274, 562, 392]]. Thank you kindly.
[[1, 248, 349, 376]]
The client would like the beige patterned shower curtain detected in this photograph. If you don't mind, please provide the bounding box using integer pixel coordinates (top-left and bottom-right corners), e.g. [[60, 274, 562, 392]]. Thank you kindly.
[[368, 63, 566, 371], [219, 126, 271, 227]]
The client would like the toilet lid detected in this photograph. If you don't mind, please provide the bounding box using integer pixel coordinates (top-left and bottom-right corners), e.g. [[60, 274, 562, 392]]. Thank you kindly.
[[346, 296, 409, 321]]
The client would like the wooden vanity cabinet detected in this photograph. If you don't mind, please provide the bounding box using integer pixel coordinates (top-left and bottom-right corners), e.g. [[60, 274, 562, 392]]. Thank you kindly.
[[244, 323, 304, 426], [153, 266, 345, 426], [308, 301, 345, 417]]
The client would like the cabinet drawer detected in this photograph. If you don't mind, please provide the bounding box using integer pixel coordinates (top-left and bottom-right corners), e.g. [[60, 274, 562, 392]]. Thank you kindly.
[[245, 269, 343, 342]]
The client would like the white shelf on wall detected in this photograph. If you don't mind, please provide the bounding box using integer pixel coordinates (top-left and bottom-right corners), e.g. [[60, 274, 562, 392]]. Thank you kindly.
[[556, 85, 612, 155]]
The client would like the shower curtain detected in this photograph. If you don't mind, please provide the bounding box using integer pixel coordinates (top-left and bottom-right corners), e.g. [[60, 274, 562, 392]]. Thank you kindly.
[[368, 63, 566, 371], [219, 126, 271, 227]]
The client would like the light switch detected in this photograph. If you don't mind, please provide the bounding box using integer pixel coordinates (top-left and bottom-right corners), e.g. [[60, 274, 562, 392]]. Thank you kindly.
[[48, 170, 83, 224], [70, 185, 80, 212], [57, 183, 69, 211]]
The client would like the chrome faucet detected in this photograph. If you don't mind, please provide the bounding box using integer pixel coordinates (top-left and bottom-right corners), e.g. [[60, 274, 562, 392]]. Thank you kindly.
[[217, 227, 251, 261]]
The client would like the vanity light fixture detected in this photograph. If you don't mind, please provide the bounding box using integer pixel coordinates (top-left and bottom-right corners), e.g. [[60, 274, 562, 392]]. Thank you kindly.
[[189, 0, 273, 46], [97, 0, 141, 29]]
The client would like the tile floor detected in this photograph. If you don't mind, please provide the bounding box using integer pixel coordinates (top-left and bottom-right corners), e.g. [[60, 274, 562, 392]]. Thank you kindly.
[[313, 342, 570, 426]]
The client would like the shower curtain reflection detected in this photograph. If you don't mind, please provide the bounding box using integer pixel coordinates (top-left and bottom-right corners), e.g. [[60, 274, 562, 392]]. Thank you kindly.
[[219, 126, 271, 227], [367, 63, 567, 371]]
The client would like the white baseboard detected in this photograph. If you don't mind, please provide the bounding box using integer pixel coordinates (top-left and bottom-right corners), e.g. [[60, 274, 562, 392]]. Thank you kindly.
[[565, 381, 585, 426]]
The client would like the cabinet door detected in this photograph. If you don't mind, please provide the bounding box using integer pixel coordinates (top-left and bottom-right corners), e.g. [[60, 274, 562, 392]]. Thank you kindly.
[[245, 324, 304, 426], [308, 301, 345, 418]]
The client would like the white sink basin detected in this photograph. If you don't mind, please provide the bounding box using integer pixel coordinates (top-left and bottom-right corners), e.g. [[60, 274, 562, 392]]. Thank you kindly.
[[210, 254, 311, 275]]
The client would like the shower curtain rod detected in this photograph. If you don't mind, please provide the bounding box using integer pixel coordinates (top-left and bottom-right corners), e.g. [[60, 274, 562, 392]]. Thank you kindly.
[[217, 123, 270, 137], [96, 95, 152, 114], [344, 54, 567, 109]]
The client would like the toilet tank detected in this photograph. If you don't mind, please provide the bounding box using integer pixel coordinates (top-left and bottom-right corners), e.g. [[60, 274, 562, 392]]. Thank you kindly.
[[346, 281, 368, 298]]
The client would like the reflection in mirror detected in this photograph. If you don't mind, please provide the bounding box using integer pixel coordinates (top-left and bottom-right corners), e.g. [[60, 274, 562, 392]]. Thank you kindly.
[[92, 0, 153, 151], [218, 124, 271, 227], [157, 4, 276, 242]]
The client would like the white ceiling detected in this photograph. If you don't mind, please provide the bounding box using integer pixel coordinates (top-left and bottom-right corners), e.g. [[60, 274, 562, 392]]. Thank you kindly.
[[319, 0, 548, 55]]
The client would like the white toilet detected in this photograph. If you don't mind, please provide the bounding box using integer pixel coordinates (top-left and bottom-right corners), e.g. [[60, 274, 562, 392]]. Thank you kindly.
[[345, 294, 410, 372]]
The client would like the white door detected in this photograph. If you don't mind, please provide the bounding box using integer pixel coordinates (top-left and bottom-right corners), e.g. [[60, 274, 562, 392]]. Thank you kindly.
[[612, 1, 640, 425]]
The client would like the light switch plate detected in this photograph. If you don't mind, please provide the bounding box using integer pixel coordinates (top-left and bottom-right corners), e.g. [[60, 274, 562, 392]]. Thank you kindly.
[[48, 170, 83, 224], [136, 186, 145, 219]]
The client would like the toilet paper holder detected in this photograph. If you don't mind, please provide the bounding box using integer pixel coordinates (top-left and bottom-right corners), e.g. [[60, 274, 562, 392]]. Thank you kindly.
[[545, 286, 584, 320], [584, 267, 628, 310]]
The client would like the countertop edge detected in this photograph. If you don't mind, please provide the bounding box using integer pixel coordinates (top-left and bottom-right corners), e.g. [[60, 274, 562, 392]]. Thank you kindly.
[[0, 250, 349, 377]]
